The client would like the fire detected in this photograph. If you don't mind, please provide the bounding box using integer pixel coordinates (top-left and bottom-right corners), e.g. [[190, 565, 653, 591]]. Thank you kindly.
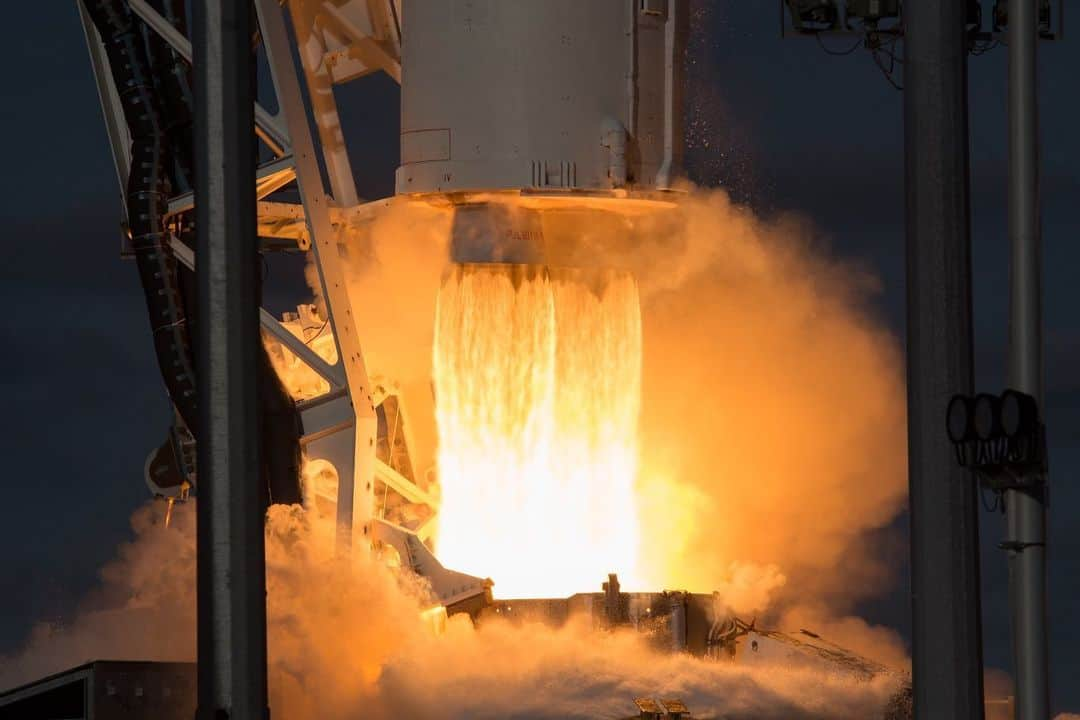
[[432, 263, 644, 598]]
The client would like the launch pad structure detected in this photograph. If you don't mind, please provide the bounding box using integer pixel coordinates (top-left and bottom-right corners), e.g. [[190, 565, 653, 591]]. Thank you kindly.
[[81, 0, 695, 614], [68, 0, 1065, 718]]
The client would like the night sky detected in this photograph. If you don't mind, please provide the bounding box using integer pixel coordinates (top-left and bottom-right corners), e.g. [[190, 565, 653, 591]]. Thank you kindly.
[[1, 1, 1078, 713]]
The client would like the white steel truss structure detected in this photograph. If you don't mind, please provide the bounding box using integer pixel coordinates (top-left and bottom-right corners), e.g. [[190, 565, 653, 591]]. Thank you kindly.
[[80, 0, 485, 607]]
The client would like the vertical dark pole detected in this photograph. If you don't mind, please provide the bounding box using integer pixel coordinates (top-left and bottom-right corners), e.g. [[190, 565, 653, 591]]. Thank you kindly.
[[194, 1, 268, 718], [904, 1, 985, 717], [1006, 1, 1050, 717]]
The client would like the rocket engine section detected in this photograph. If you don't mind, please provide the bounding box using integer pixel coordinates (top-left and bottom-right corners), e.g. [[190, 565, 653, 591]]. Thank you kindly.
[[397, 0, 688, 196], [396, 1, 689, 602]]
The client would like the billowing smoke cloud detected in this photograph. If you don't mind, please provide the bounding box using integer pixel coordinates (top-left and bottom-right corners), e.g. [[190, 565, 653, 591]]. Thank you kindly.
[[0, 504, 196, 689], [585, 188, 909, 665], [344, 188, 911, 665], [322, 198, 453, 387], [1, 502, 904, 719], [1, 186, 918, 715]]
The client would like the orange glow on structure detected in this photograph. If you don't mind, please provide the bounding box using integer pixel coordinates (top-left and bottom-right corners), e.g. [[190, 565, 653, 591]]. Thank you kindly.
[[263, 313, 338, 402], [433, 263, 643, 598]]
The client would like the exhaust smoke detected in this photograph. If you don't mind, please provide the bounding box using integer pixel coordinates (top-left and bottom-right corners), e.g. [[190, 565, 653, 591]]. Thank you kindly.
[[3, 187, 926, 716], [0, 503, 908, 719]]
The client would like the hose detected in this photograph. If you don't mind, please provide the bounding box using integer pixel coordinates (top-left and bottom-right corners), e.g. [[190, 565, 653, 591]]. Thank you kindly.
[[83, 0, 198, 435], [88, 0, 303, 505]]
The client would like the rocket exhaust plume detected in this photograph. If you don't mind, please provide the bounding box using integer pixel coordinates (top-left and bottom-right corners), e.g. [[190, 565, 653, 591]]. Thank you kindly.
[[331, 188, 911, 650], [2, 188, 939, 718], [433, 263, 643, 597]]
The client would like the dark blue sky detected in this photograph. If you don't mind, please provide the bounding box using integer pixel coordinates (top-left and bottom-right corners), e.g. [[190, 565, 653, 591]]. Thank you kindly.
[[0, 1, 1076, 712]]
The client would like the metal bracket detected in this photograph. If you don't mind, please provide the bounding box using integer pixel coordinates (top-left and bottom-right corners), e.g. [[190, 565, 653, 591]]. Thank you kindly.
[[372, 519, 491, 609], [168, 155, 298, 217], [972, 466, 1046, 493], [321, 3, 402, 83], [998, 540, 1046, 553]]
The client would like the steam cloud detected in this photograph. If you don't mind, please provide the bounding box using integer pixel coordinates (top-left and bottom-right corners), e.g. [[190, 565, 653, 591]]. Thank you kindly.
[[335, 187, 910, 664], [0, 504, 197, 688], [618, 189, 909, 666], [1, 503, 903, 719], [2, 187, 918, 716]]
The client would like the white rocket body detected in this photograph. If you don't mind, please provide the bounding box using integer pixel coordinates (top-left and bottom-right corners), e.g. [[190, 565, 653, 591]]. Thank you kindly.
[[397, 0, 686, 196]]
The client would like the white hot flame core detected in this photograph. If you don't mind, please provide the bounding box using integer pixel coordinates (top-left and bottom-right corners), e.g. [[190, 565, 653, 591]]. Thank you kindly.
[[433, 263, 643, 598]]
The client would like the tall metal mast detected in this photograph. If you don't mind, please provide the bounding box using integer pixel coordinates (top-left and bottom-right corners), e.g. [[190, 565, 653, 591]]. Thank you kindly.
[[193, 1, 268, 718], [903, 1, 985, 717], [1006, 0, 1050, 716]]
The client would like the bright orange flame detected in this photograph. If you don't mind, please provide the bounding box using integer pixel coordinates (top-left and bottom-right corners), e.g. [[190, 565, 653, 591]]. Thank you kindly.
[[433, 263, 643, 598]]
